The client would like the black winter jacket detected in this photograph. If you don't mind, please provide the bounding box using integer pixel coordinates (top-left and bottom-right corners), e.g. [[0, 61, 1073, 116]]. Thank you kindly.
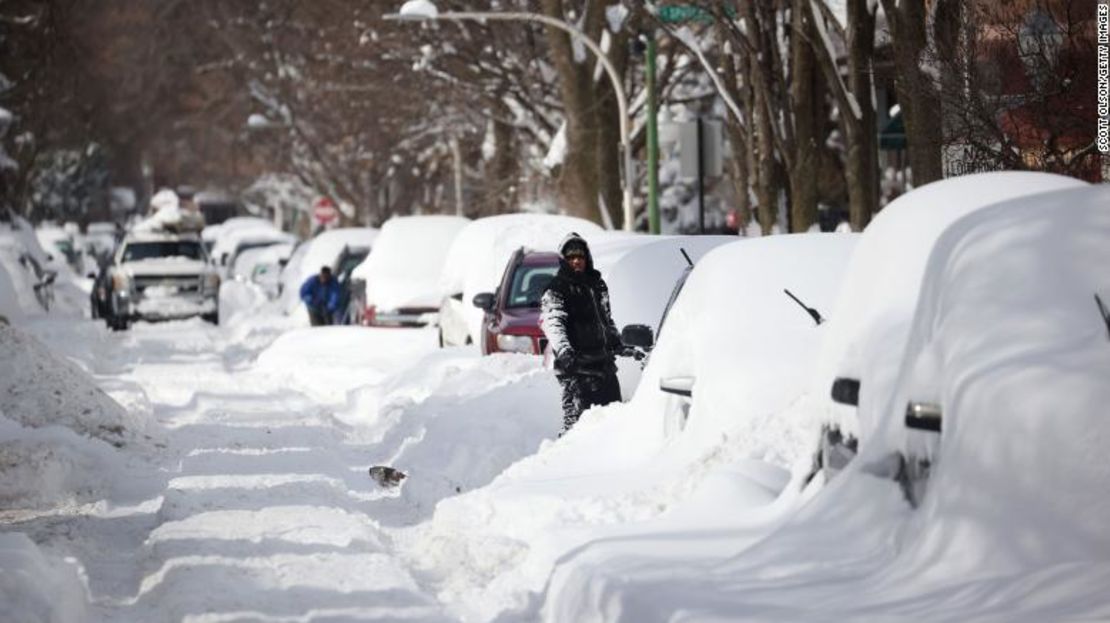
[[540, 233, 621, 375]]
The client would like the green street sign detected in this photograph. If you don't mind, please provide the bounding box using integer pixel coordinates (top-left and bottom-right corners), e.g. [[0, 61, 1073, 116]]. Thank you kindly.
[[657, 5, 734, 24]]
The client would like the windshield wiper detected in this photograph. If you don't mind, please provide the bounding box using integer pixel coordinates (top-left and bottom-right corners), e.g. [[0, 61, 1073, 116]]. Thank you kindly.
[[784, 288, 824, 326]]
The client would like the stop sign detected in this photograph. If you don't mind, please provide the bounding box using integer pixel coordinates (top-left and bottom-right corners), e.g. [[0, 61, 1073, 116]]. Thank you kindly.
[[313, 197, 339, 226]]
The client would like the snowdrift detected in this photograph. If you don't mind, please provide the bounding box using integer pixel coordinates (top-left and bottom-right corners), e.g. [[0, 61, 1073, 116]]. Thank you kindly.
[[0, 533, 88, 623]]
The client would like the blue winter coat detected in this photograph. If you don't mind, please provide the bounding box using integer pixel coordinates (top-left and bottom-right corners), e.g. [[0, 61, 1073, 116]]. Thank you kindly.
[[300, 275, 340, 313]]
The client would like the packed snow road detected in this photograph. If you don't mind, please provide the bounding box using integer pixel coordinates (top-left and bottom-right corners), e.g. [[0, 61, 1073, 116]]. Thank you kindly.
[[10, 317, 488, 622]]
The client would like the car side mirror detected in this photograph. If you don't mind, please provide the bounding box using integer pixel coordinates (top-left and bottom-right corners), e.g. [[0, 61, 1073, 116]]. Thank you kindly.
[[830, 377, 861, 406], [472, 292, 495, 312], [621, 324, 654, 349]]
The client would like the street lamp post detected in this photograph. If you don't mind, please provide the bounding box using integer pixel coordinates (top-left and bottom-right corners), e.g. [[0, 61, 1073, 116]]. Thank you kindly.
[[385, 1, 635, 232]]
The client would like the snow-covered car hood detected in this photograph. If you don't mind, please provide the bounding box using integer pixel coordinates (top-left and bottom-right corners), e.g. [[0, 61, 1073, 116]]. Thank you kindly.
[[120, 257, 209, 277]]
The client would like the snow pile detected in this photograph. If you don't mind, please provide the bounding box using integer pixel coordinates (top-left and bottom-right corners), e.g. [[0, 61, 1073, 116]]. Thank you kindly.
[[255, 326, 438, 403], [340, 350, 562, 517], [132, 189, 204, 233], [810, 171, 1087, 438], [352, 216, 468, 311], [409, 234, 858, 619], [0, 229, 28, 323], [278, 227, 379, 316], [218, 280, 269, 326], [438, 214, 602, 341], [0, 324, 149, 509], [0, 324, 141, 445], [0, 533, 88, 623]]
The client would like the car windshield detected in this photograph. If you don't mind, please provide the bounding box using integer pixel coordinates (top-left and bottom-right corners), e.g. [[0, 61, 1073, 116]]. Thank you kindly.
[[122, 241, 203, 262], [506, 264, 558, 308]]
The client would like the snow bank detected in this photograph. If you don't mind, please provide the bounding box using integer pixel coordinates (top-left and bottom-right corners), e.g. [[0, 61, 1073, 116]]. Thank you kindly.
[[218, 280, 269, 326], [0, 233, 26, 324], [439, 214, 602, 341], [0, 533, 88, 623], [278, 227, 379, 315], [811, 171, 1087, 438], [255, 326, 438, 403], [0, 413, 128, 509], [0, 324, 140, 445], [352, 216, 468, 311]]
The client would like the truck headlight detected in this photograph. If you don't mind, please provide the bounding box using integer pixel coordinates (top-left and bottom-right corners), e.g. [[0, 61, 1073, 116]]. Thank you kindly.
[[204, 273, 220, 293], [111, 273, 131, 293], [496, 334, 535, 354]]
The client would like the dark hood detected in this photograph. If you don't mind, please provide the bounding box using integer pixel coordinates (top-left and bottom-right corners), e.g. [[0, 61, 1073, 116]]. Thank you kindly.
[[557, 231, 598, 275]]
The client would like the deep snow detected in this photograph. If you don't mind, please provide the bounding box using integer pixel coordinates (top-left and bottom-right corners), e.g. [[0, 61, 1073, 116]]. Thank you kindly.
[[3, 183, 1109, 623]]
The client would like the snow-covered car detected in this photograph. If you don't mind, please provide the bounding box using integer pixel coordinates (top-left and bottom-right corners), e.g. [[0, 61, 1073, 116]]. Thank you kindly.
[[472, 249, 560, 354], [869, 182, 1110, 538], [351, 215, 469, 327], [85, 222, 119, 258], [107, 232, 220, 329], [632, 233, 858, 443], [437, 214, 603, 347], [804, 171, 1088, 482], [210, 225, 295, 281], [276, 227, 379, 320]]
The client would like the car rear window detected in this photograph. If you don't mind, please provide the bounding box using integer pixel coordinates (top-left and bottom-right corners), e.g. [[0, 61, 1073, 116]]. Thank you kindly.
[[122, 241, 203, 262], [507, 265, 558, 308]]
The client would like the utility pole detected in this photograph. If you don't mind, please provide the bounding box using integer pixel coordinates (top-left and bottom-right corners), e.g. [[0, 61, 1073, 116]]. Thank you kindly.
[[646, 31, 661, 235]]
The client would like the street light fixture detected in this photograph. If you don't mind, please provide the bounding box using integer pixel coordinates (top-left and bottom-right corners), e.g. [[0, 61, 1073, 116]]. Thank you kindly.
[[385, 1, 635, 232]]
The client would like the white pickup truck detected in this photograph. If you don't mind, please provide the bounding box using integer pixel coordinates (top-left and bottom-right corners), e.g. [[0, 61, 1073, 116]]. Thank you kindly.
[[107, 231, 220, 330]]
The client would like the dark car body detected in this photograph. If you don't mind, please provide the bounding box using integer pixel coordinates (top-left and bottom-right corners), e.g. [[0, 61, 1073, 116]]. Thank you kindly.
[[332, 244, 371, 324], [476, 249, 560, 355]]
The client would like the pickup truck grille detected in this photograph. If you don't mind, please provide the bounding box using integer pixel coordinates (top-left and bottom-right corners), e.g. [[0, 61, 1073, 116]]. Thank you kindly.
[[133, 274, 202, 294]]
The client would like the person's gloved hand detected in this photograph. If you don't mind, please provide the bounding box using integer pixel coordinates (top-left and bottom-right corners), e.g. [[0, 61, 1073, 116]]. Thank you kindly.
[[555, 348, 578, 372], [618, 345, 646, 361]]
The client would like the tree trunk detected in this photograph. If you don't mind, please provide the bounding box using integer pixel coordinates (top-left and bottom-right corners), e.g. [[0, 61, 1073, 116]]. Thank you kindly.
[[846, 0, 879, 229], [540, 0, 604, 224], [881, 0, 944, 187], [719, 33, 752, 232], [789, 0, 820, 233]]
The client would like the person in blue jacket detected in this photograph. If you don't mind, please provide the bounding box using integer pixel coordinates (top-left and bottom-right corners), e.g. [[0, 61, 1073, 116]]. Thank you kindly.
[[300, 266, 340, 326]]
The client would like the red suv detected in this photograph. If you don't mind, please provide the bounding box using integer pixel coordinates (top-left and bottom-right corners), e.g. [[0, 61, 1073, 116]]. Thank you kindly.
[[473, 249, 560, 355]]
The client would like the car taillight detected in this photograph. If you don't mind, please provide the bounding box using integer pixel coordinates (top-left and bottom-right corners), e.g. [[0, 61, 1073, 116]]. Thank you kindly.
[[362, 305, 376, 326]]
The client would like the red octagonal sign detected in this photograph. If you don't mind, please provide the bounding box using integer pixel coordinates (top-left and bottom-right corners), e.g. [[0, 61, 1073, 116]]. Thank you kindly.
[[313, 197, 339, 225]]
